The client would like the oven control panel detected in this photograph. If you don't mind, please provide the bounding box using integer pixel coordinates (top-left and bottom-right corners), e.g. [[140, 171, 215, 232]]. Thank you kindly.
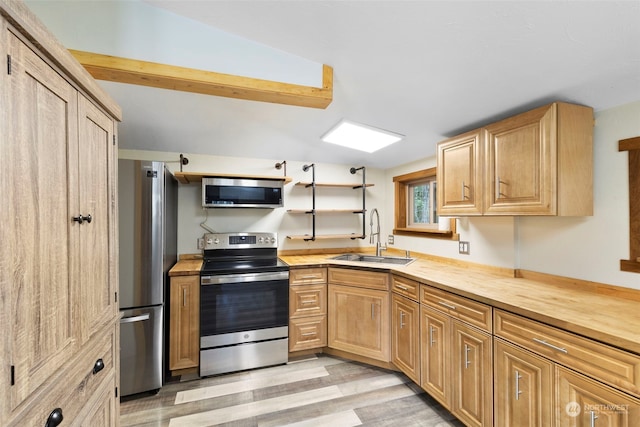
[[203, 232, 277, 250]]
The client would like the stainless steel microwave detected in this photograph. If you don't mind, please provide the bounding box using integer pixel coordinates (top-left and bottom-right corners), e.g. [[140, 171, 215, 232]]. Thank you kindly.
[[202, 177, 284, 208]]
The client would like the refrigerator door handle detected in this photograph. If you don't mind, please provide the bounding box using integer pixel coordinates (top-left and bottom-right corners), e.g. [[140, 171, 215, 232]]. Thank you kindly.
[[120, 313, 151, 324]]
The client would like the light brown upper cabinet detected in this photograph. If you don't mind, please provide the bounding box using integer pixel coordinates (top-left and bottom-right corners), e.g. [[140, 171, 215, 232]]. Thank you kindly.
[[437, 102, 593, 216], [437, 130, 484, 216]]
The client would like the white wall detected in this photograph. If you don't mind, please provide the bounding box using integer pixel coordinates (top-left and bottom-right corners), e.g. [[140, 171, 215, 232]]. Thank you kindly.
[[518, 101, 640, 289], [119, 150, 386, 255]]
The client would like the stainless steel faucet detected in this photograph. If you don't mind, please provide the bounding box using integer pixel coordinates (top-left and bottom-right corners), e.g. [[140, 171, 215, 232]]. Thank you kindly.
[[370, 208, 387, 256]]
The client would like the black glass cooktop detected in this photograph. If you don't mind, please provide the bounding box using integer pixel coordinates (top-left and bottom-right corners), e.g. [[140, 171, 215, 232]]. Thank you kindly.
[[200, 256, 289, 275]]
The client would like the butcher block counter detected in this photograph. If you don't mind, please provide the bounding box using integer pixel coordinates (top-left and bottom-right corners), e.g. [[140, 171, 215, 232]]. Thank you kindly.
[[279, 252, 640, 355], [168, 258, 202, 276]]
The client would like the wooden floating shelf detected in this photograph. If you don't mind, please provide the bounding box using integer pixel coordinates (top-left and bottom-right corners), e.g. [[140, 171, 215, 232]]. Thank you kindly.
[[287, 234, 366, 241], [174, 171, 292, 185], [295, 182, 374, 188], [287, 209, 365, 214]]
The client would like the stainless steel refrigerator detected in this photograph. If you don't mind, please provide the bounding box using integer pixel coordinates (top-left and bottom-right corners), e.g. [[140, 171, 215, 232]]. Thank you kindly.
[[118, 160, 178, 396]]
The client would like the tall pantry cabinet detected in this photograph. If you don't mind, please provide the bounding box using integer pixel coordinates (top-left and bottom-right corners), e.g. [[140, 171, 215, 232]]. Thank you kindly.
[[0, 2, 122, 426]]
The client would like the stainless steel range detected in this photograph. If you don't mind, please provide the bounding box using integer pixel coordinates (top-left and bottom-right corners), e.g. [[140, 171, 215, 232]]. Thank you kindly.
[[199, 232, 289, 377]]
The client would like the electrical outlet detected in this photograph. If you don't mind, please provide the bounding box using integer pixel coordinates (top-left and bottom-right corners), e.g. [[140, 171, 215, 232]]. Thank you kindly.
[[459, 241, 470, 255], [388, 235, 394, 245], [197, 238, 204, 250]]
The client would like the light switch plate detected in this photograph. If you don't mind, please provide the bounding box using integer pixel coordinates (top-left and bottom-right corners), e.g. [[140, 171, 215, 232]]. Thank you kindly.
[[388, 235, 394, 245], [459, 241, 470, 255]]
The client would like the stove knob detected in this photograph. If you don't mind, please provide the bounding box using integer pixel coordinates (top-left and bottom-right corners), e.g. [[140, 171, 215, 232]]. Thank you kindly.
[[271, 237, 277, 244], [214, 238, 220, 245], [258, 237, 264, 243], [206, 238, 213, 245]]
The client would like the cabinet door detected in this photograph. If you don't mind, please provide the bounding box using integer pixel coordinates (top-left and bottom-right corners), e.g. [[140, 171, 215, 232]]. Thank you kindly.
[[494, 339, 554, 427], [77, 94, 118, 342], [437, 130, 483, 215], [328, 284, 390, 362], [1, 30, 80, 417], [391, 294, 420, 382], [420, 306, 451, 408], [452, 320, 493, 427], [557, 367, 640, 427], [169, 275, 200, 371], [485, 104, 556, 215]]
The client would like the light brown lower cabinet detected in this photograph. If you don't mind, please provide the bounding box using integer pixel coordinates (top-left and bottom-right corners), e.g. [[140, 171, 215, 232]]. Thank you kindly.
[[391, 293, 420, 382], [289, 268, 327, 352], [494, 338, 554, 427], [328, 282, 390, 362], [556, 367, 640, 427], [169, 275, 200, 372], [421, 305, 451, 407], [452, 320, 493, 427]]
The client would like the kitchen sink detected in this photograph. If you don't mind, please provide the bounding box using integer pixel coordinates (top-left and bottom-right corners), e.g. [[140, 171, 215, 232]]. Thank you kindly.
[[331, 253, 415, 266]]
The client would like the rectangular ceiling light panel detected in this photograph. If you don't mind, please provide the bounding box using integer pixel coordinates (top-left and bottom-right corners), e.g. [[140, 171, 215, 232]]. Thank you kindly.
[[321, 119, 403, 153]]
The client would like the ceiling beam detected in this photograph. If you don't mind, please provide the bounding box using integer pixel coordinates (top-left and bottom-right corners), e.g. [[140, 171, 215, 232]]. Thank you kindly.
[[69, 50, 333, 109]]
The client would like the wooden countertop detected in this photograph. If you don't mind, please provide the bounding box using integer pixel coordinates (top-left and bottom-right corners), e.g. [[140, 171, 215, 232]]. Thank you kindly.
[[169, 259, 202, 276], [279, 252, 640, 355]]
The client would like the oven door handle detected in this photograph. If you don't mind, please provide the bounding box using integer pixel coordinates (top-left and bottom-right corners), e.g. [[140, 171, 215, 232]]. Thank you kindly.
[[201, 270, 289, 285]]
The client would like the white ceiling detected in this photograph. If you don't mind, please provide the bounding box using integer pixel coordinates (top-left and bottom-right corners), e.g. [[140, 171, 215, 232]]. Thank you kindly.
[[43, 1, 640, 169]]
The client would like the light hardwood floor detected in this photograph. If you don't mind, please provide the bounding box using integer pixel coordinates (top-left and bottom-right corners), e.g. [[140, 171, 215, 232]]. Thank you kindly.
[[120, 354, 464, 427]]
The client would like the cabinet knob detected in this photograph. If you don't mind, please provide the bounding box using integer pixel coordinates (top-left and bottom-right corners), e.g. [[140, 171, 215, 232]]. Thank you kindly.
[[93, 358, 104, 375], [45, 408, 63, 427], [71, 214, 92, 224]]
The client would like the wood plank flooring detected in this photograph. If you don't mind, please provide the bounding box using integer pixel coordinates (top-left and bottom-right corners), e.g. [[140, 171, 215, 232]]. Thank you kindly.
[[120, 354, 464, 427]]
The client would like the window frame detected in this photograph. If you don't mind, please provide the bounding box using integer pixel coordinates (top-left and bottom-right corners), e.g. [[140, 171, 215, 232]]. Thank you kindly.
[[393, 167, 458, 239]]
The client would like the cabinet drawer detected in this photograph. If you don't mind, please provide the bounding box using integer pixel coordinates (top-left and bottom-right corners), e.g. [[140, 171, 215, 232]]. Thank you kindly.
[[392, 275, 420, 301], [289, 316, 327, 352], [290, 284, 327, 318], [290, 267, 327, 285], [328, 267, 389, 291], [495, 310, 640, 397], [421, 285, 492, 332], [8, 325, 116, 426]]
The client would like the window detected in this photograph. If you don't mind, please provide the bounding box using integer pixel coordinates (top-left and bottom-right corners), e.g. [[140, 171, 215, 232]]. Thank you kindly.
[[407, 178, 437, 228], [393, 167, 457, 239]]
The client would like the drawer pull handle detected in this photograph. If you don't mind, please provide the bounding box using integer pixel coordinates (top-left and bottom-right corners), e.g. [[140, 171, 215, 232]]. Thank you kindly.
[[300, 275, 320, 279], [396, 285, 408, 291], [429, 326, 436, 347], [515, 370, 523, 400], [400, 311, 405, 328], [590, 411, 598, 427], [93, 358, 105, 375], [532, 338, 568, 354], [438, 301, 456, 310], [301, 300, 316, 305], [45, 408, 63, 427], [301, 332, 317, 337]]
